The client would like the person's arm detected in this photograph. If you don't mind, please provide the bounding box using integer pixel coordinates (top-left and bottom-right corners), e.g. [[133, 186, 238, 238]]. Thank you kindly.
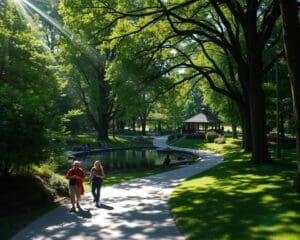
[[66, 169, 73, 179], [89, 168, 94, 181], [100, 168, 105, 178]]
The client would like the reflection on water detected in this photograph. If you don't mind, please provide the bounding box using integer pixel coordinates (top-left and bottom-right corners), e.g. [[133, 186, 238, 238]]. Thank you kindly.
[[77, 149, 197, 170]]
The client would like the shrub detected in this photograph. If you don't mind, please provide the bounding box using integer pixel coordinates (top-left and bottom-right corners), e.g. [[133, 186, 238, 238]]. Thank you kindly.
[[33, 162, 57, 179], [206, 131, 219, 142], [185, 133, 206, 139], [33, 161, 69, 196], [48, 174, 68, 196]]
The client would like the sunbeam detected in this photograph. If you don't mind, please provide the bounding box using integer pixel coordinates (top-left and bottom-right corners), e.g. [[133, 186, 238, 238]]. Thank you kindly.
[[12, 0, 103, 63]]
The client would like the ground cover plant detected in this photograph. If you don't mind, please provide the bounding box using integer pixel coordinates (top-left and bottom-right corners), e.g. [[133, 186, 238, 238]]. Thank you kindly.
[[170, 138, 300, 240]]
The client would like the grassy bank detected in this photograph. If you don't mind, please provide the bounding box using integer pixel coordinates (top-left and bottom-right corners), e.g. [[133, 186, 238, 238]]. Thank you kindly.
[[65, 133, 153, 150], [169, 138, 300, 240]]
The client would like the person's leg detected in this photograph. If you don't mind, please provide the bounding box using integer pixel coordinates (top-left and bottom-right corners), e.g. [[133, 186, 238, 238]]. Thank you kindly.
[[96, 180, 103, 206], [69, 185, 76, 211], [91, 181, 97, 202], [75, 186, 81, 208], [95, 182, 100, 203]]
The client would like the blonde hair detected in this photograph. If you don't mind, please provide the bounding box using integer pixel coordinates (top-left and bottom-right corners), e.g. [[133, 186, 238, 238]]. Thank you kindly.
[[94, 160, 102, 169]]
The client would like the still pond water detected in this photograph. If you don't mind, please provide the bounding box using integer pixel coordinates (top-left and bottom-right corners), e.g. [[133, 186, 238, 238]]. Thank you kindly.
[[77, 148, 197, 170]]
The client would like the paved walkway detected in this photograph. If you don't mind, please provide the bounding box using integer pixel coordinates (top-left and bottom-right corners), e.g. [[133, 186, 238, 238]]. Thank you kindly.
[[12, 136, 223, 240]]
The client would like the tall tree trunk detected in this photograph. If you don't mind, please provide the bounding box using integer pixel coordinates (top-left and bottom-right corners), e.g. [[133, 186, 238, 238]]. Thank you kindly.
[[131, 118, 136, 131], [141, 112, 147, 136], [112, 119, 115, 137], [96, 114, 109, 141], [96, 68, 110, 141], [158, 121, 162, 133], [238, 105, 252, 152], [247, 3, 271, 163], [279, 108, 285, 138], [248, 57, 271, 163], [278, 0, 300, 192], [231, 123, 237, 138]]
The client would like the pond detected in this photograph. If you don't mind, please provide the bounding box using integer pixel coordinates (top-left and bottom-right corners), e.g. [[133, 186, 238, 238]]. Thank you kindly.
[[77, 148, 198, 171]]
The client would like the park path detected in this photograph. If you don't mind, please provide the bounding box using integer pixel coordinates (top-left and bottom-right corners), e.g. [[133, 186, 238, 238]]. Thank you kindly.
[[12, 136, 223, 240]]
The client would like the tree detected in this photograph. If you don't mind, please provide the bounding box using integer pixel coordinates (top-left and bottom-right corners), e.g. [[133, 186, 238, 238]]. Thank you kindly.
[[58, 1, 117, 141], [97, 0, 282, 162], [0, 1, 61, 175], [200, 80, 240, 138], [278, 0, 300, 192]]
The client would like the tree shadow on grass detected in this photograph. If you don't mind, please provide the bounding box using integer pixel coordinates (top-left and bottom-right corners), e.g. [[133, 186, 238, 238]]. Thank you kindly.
[[170, 145, 300, 240]]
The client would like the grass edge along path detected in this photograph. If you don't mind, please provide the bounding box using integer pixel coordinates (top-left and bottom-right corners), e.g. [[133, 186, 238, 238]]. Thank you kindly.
[[169, 138, 300, 240]]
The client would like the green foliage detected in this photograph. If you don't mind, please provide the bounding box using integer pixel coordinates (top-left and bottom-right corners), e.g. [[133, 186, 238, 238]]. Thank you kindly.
[[33, 162, 68, 196], [205, 131, 219, 143], [33, 162, 57, 179], [185, 133, 206, 139], [48, 174, 68, 196], [214, 136, 226, 144], [0, 3, 64, 176]]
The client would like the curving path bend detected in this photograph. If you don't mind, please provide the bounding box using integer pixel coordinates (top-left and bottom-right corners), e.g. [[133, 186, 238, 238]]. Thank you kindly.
[[12, 136, 223, 240]]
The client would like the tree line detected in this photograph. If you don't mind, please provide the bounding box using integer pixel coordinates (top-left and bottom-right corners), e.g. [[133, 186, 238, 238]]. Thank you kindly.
[[0, 0, 299, 191]]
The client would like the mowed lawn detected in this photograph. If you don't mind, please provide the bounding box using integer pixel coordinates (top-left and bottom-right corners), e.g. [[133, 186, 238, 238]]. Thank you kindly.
[[170, 138, 300, 240]]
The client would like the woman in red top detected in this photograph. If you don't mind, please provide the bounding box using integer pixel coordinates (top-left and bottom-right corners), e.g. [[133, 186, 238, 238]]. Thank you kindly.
[[66, 160, 85, 212]]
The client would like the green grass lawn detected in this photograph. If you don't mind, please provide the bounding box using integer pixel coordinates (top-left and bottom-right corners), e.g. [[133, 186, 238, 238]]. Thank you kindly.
[[170, 138, 300, 240], [65, 133, 153, 150]]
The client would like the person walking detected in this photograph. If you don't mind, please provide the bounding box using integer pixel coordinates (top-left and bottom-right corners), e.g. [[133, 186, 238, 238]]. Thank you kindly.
[[66, 160, 85, 212], [90, 160, 105, 207]]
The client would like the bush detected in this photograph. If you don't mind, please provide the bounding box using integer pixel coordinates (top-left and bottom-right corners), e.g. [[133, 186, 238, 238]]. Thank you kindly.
[[206, 131, 219, 142], [185, 133, 206, 139], [33, 162, 69, 196], [48, 174, 68, 196]]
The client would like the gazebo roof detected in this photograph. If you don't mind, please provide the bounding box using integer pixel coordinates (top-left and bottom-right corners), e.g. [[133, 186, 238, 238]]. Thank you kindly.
[[184, 113, 222, 123]]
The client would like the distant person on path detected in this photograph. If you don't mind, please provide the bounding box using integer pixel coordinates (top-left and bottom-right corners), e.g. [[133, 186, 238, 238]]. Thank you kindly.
[[66, 160, 85, 212], [90, 160, 105, 207], [84, 143, 91, 152], [163, 154, 171, 167]]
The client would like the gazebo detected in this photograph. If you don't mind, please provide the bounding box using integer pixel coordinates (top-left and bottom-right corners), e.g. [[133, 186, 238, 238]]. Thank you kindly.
[[182, 112, 223, 135]]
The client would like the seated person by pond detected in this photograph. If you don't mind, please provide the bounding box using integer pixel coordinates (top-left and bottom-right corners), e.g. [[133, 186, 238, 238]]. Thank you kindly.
[[163, 154, 171, 167]]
